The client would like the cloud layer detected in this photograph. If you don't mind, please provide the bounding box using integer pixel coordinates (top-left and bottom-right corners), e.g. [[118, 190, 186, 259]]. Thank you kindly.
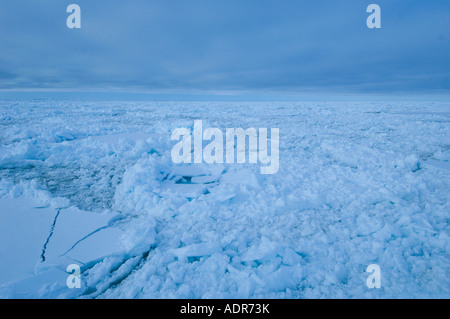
[[0, 0, 449, 93]]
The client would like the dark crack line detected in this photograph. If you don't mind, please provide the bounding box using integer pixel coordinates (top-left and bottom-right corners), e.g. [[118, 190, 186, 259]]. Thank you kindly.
[[83, 249, 152, 299], [96, 250, 151, 298], [40, 209, 61, 262], [58, 225, 109, 258]]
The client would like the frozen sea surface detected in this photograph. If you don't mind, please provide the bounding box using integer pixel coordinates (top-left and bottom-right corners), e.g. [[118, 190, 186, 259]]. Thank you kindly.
[[0, 99, 449, 298]]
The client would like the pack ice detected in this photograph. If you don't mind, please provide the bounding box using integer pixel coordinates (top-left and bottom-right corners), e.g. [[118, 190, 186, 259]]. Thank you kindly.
[[0, 99, 449, 298]]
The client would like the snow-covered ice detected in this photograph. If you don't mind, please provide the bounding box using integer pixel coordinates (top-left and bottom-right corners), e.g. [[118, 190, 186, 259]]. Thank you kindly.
[[0, 99, 449, 298]]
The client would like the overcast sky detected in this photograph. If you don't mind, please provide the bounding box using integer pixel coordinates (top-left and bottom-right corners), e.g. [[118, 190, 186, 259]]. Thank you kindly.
[[0, 0, 449, 94]]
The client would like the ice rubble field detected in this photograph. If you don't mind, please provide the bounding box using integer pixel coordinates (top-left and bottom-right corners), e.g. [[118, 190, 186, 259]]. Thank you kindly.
[[0, 99, 449, 298]]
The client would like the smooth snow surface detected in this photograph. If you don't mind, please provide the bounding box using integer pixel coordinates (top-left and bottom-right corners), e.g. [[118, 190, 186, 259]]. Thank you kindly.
[[0, 100, 449, 298]]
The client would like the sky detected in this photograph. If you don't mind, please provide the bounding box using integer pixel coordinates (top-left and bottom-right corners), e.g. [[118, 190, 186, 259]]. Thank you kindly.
[[0, 0, 449, 95]]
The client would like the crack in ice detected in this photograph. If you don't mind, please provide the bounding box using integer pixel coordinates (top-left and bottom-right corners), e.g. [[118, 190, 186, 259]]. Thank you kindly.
[[40, 209, 61, 262], [58, 225, 110, 258]]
